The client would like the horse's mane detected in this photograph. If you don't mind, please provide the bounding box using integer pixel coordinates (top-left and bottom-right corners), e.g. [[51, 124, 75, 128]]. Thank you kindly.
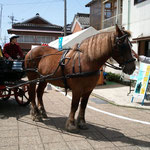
[[68, 28, 131, 62], [76, 31, 116, 61]]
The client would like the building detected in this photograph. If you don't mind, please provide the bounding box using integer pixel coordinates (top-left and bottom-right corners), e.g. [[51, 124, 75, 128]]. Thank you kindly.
[[71, 13, 90, 33], [122, 0, 150, 57], [7, 13, 64, 53], [86, 0, 122, 30], [86, 0, 150, 56]]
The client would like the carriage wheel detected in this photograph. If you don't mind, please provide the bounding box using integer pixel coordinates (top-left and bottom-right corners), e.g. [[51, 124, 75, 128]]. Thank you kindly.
[[14, 84, 30, 106], [0, 89, 11, 101]]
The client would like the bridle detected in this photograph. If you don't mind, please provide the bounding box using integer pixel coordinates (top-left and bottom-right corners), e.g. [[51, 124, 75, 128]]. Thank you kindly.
[[114, 32, 135, 68]]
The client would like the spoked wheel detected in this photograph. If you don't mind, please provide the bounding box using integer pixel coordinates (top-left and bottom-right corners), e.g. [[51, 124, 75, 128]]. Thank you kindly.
[[14, 84, 30, 106], [0, 88, 11, 101]]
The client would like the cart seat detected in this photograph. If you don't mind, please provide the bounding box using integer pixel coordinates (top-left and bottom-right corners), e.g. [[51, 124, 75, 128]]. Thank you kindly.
[[0, 58, 25, 82]]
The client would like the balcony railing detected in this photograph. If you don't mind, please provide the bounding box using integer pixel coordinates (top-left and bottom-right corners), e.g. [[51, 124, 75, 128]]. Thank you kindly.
[[102, 14, 122, 29]]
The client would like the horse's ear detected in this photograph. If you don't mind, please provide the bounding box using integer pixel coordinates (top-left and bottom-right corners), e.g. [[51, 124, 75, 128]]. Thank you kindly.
[[115, 24, 122, 36]]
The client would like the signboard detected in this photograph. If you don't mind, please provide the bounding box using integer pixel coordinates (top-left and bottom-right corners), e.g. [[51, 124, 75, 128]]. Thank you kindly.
[[129, 66, 139, 81], [132, 62, 150, 104]]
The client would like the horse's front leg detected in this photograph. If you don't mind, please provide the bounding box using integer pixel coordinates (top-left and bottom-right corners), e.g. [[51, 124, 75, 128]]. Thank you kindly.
[[77, 91, 92, 130], [66, 91, 80, 132], [29, 83, 41, 121], [37, 81, 47, 118]]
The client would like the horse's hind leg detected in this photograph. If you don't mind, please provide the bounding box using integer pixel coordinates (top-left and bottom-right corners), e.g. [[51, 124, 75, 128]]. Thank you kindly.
[[36, 81, 47, 118], [77, 91, 92, 130], [66, 91, 80, 132], [29, 83, 41, 121]]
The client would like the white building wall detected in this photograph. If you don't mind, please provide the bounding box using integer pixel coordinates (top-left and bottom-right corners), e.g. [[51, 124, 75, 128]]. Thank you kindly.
[[122, 0, 150, 53]]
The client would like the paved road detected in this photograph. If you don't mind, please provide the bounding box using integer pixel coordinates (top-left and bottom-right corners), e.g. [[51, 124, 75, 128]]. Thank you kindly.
[[0, 88, 150, 150]]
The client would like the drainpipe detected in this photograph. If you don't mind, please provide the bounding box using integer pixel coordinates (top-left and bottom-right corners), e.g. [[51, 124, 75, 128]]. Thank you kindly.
[[116, 0, 119, 24], [127, 0, 131, 30]]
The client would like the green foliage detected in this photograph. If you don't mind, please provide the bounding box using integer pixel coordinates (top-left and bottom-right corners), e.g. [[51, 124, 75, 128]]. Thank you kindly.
[[106, 72, 131, 86], [106, 72, 121, 83]]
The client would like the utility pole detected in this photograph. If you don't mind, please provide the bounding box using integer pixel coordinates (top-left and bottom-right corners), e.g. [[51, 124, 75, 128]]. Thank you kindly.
[[8, 14, 17, 26], [64, 0, 67, 36]]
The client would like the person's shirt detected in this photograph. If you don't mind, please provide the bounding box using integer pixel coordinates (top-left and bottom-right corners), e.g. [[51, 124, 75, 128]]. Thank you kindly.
[[3, 42, 23, 59], [139, 55, 150, 64]]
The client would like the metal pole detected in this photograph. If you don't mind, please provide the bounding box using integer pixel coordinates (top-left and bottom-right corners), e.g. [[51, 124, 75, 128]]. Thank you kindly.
[[64, 0, 67, 36]]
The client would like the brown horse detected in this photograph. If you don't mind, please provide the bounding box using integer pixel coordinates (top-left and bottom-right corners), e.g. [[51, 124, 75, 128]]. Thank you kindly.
[[24, 25, 135, 132]]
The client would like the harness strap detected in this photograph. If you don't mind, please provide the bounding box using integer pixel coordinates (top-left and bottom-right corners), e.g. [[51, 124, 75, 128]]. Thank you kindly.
[[78, 50, 81, 73], [72, 54, 76, 74], [72, 49, 82, 74], [59, 49, 70, 95], [66, 70, 100, 78]]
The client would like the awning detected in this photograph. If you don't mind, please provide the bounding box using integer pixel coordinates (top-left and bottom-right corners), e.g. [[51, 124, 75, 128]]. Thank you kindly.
[[133, 35, 150, 41]]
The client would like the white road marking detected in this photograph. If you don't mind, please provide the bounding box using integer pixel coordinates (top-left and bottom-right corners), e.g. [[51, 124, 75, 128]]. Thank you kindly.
[[51, 85, 150, 125]]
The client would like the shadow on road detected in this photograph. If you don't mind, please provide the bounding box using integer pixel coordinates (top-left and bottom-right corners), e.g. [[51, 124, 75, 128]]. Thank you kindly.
[[0, 98, 30, 119], [18, 113, 150, 148]]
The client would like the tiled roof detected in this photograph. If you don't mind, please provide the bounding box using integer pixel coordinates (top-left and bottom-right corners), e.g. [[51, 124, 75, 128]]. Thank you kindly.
[[75, 13, 90, 29], [10, 13, 63, 32], [12, 23, 63, 31], [85, 0, 98, 7]]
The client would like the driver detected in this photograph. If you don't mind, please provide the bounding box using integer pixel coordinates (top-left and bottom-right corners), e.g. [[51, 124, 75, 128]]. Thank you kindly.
[[3, 34, 24, 61]]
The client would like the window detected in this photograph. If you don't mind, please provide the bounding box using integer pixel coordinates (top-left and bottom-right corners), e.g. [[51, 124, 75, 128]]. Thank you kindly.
[[104, 0, 120, 19], [104, 2, 112, 19], [134, 0, 146, 5], [17, 35, 56, 44]]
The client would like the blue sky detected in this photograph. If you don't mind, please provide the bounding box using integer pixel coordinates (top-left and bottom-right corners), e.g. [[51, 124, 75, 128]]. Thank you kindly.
[[0, 0, 90, 45]]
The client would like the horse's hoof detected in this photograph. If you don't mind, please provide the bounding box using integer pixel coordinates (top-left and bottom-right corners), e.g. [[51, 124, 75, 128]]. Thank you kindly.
[[78, 123, 88, 130], [32, 116, 42, 122], [38, 107, 48, 118], [77, 118, 88, 130], [41, 113, 48, 118], [65, 120, 79, 133], [66, 125, 79, 133]]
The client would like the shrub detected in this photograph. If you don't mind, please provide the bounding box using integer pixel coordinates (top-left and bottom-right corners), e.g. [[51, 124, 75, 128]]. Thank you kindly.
[[106, 72, 121, 83]]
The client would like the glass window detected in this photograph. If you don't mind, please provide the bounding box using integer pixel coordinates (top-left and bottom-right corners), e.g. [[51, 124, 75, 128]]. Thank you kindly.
[[17, 35, 56, 44], [104, 2, 112, 19]]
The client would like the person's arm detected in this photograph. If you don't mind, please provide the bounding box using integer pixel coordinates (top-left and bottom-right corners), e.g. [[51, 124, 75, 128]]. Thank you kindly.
[[3, 44, 12, 60], [139, 55, 150, 64], [17, 45, 24, 58]]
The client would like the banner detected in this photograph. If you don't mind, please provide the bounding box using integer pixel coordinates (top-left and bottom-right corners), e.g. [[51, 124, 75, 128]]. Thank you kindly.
[[58, 37, 63, 51], [133, 62, 150, 100]]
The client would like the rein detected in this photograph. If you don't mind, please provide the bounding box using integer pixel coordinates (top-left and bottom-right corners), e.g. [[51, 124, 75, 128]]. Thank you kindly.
[[105, 62, 122, 70], [8, 48, 99, 93]]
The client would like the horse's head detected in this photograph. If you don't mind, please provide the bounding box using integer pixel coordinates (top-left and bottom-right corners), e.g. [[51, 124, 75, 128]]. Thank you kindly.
[[112, 25, 135, 75]]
